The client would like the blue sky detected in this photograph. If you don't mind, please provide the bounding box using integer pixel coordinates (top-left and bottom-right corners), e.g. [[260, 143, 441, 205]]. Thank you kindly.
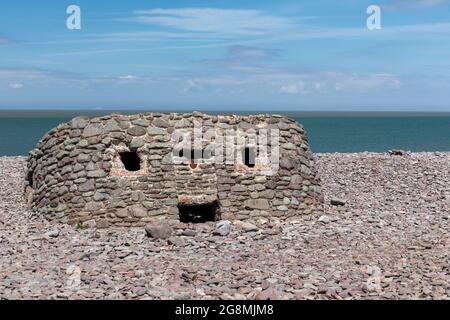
[[0, 0, 449, 111]]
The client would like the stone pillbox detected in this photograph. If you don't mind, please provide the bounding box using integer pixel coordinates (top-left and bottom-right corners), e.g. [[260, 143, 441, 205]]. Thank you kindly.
[[25, 112, 323, 227]]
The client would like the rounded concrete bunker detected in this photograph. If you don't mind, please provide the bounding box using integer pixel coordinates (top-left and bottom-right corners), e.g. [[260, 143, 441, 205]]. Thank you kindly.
[[25, 112, 323, 227]]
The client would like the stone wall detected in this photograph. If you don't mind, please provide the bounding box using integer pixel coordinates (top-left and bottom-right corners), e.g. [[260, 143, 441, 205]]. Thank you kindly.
[[25, 112, 323, 227]]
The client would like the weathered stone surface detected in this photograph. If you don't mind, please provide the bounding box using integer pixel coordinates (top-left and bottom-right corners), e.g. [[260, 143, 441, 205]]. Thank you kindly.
[[87, 170, 106, 178], [26, 112, 323, 227], [105, 119, 121, 132], [280, 158, 294, 170], [239, 221, 259, 232], [71, 117, 89, 129], [214, 220, 231, 236], [147, 127, 167, 135], [130, 205, 148, 218], [78, 180, 95, 192], [127, 126, 146, 136], [130, 137, 145, 149], [330, 198, 346, 206], [244, 199, 270, 210], [152, 118, 170, 128], [255, 288, 279, 300], [82, 124, 103, 138], [145, 223, 172, 239], [282, 142, 296, 150], [318, 215, 330, 224]]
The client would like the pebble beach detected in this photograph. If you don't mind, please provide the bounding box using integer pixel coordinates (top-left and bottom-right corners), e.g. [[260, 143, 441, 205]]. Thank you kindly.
[[0, 152, 449, 300]]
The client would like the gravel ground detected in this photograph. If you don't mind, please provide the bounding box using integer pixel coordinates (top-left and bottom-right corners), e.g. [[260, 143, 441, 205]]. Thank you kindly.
[[0, 153, 449, 300]]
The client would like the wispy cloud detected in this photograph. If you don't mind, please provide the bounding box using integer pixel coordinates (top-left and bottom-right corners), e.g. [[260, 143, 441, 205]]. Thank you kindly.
[[0, 37, 10, 44], [199, 45, 279, 71], [0, 65, 402, 97], [179, 71, 402, 95], [126, 7, 450, 45], [10, 6, 450, 55], [0, 68, 158, 90], [8, 83, 23, 89], [228, 45, 279, 60], [131, 8, 297, 36], [280, 82, 306, 95]]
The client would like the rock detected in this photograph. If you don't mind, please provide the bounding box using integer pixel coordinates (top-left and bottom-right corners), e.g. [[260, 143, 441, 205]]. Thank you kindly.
[[260, 190, 275, 199], [280, 158, 294, 170], [255, 288, 279, 300], [152, 118, 170, 128], [147, 127, 167, 135], [45, 230, 60, 238], [116, 208, 129, 218], [83, 219, 97, 228], [71, 117, 89, 129], [77, 154, 90, 163], [84, 201, 102, 212], [132, 118, 150, 127], [130, 137, 145, 149], [181, 230, 196, 237], [217, 123, 231, 129], [130, 206, 148, 218], [318, 215, 331, 224], [78, 180, 95, 192], [301, 165, 311, 175], [145, 223, 172, 239], [231, 185, 247, 192], [104, 119, 121, 132], [244, 199, 270, 210], [214, 220, 231, 236], [55, 203, 67, 212], [282, 143, 296, 150], [87, 170, 106, 178], [388, 149, 406, 156], [93, 192, 107, 201], [240, 222, 259, 232], [254, 176, 267, 184], [294, 289, 312, 299], [96, 220, 109, 229], [330, 198, 346, 206], [167, 237, 183, 246], [82, 124, 103, 138], [127, 126, 146, 136]]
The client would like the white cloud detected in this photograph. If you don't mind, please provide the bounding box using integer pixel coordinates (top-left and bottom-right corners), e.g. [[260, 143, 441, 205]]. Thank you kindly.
[[117, 75, 138, 80], [9, 83, 24, 89], [0, 67, 402, 97], [180, 71, 401, 95], [228, 45, 278, 59], [280, 82, 306, 95], [332, 73, 402, 92], [0, 68, 151, 90], [0, 68, 66, 80], [0, 68, 87, 91]]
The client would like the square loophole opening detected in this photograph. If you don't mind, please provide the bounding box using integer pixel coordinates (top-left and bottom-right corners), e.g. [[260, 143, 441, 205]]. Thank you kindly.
[[242, 147, 256, 168], [178, 200, 220, 223], [119, 151, 141, 172]]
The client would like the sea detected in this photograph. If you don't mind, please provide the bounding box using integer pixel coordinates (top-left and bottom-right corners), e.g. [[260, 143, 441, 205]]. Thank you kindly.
[[0, 110, 449, 156]]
